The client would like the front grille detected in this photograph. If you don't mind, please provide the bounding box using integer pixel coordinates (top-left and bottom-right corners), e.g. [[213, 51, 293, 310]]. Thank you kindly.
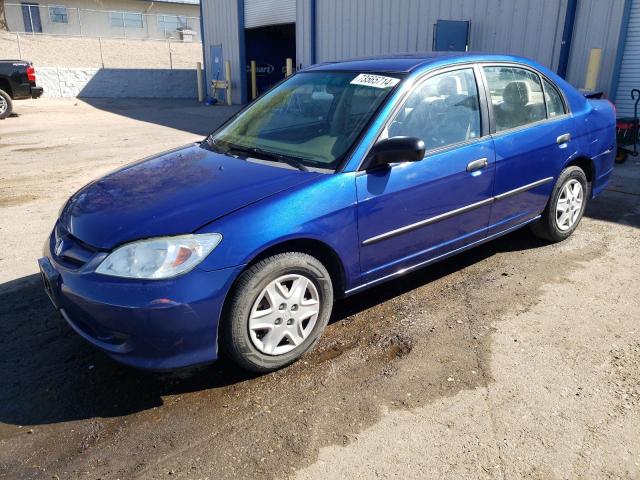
[[53, 224, 98, 269]]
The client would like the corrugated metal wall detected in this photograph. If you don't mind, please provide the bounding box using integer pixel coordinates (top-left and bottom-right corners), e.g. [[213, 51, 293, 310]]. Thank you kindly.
[[296, 0, 314, 68], [565, 0, 626, 96], [201, 0, 244, 104], [615, 0, 640, 116], [202, 0, 627, 104], [311, 0, 568, 71]]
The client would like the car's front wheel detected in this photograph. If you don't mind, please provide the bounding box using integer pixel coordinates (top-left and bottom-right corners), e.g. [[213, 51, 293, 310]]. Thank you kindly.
[[221, 252, 333, 372], [531, 166, 588, 242]]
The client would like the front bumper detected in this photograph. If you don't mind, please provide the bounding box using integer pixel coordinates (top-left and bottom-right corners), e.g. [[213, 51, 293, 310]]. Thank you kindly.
[[39, 230, 243, 370]]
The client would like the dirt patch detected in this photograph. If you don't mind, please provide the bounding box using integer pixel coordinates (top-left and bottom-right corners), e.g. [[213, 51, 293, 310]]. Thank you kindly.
[[0, 193, 38, 207], [608, 342, 640, 413], [10, 145, 67, 153], [373, 332, 414, 359]]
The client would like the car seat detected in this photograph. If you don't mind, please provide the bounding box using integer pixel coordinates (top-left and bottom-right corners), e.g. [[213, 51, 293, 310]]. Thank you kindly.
[[495, 81, 535, 130]]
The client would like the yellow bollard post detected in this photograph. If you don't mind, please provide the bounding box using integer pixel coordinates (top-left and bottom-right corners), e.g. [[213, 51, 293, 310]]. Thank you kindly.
[[196, 62, 204, 102], [225, 60, 232, 106], [250, 60, 257, 100], [285, 58, 293, 77], [584, 48, 602, 92]]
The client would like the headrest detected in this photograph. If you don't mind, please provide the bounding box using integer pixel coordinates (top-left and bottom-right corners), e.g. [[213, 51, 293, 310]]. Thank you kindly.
[[438, 76, 461, 96], [502, 81, 531, 107]]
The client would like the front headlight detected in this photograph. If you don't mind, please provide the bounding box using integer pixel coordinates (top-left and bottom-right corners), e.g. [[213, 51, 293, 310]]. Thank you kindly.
[[95, 233, 222, 279]]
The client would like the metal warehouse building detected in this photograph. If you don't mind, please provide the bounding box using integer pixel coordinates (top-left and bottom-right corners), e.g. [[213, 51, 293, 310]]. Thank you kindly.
[[200, 0, 639, 112]]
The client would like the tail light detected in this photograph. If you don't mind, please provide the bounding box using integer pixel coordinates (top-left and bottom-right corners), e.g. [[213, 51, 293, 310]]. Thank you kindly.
[[606, 99, 616, 115], [27, 65, 36, 83]]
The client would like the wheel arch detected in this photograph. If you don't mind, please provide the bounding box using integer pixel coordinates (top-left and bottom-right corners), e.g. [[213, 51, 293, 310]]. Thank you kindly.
[[242, 237, 347, 297], [0, 78, 12, 97], [564, 155, 595, 195]]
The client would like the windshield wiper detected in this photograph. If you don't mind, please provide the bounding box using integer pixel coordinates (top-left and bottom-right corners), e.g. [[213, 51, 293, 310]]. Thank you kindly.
[[204, 138, 310, 172], [223, 143, 310, 172], [258, 149, 310, 172]]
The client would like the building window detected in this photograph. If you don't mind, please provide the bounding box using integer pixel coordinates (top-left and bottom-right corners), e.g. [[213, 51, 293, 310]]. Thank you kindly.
[[49, 5, 68, 23], [21, 2, 43, 33], [109, 11, 143, 29], [157, 14, 188, 33]]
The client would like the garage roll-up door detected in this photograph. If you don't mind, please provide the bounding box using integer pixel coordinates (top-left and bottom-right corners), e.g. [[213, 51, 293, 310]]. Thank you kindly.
[[615, 0, 640, 116], [244, 0, 296, 29]]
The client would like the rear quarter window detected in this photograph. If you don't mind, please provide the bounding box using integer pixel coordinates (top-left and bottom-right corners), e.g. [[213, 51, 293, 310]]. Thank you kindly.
[[542, 78, 566, 118]]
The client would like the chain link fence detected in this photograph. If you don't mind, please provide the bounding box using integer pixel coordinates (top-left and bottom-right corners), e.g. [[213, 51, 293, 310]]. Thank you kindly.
[[4, 3, 201, 42]]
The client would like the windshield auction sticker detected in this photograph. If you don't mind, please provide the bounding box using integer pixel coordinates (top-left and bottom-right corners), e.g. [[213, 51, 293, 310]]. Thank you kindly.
[[350, 74, 400, 89]]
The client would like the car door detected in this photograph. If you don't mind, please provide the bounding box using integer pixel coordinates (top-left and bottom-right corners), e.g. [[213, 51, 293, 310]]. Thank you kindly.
[[481, 64, 576, 234], [356, 66, 496, 283]]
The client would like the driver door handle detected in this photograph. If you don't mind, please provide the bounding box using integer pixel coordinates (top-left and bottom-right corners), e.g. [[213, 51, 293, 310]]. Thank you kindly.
[[467, 158, 488, 172], [557, 133, 571, 145]]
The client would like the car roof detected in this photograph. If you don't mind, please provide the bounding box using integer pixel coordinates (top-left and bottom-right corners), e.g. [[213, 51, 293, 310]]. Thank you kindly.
[[304, 52, 536, 74]]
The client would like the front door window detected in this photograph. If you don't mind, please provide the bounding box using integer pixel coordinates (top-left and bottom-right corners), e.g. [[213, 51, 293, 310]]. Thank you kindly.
[[386, 68, 481, 150]]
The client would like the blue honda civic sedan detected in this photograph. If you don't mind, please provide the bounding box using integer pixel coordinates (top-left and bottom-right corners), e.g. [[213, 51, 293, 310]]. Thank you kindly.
[[39, 53, 615, 372]]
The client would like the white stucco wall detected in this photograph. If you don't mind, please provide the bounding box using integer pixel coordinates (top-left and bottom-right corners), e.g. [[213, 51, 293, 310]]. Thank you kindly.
[[0, 31, 202, 98], [37, 66, 197, 97]]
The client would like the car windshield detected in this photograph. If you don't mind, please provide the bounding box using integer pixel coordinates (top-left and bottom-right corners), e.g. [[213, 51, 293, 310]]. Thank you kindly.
[[206, 71, 402, 171]]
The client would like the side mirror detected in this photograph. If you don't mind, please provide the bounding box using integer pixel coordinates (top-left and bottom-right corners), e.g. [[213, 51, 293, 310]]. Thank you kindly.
[[364, 136, 426, 170]]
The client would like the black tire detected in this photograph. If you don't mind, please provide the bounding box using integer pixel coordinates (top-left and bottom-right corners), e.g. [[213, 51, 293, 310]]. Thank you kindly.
[[530, 166, 588, 242], [0, 89, 13, 120], [221, 252, 334, 373]]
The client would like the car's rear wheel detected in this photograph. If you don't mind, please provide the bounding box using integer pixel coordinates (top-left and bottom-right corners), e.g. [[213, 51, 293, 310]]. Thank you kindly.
[[0, 89, 13, 120], [530, 166, 588, 242], [221, 252, 333, 372]]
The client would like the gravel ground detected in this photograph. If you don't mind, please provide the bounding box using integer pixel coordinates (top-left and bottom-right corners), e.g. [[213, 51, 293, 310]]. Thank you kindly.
[[0, 98, 639, 480]]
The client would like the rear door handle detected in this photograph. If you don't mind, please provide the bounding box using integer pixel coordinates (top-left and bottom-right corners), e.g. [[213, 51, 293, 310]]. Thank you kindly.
[[467, 158, 488, 172], [557, 133, 571, 144]]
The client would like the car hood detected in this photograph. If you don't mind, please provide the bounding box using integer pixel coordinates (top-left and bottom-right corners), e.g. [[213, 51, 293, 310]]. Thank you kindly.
[[59, 144, 320, 250]]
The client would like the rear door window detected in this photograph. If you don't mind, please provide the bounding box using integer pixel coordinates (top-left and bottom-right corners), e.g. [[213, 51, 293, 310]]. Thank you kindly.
[[483, 66, 546, 132]]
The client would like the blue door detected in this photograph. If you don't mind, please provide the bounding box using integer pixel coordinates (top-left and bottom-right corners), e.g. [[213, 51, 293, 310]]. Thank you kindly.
[[482, 65, 576, 234], [356, 67, 495, 282], [433, 20, 470, 52]]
